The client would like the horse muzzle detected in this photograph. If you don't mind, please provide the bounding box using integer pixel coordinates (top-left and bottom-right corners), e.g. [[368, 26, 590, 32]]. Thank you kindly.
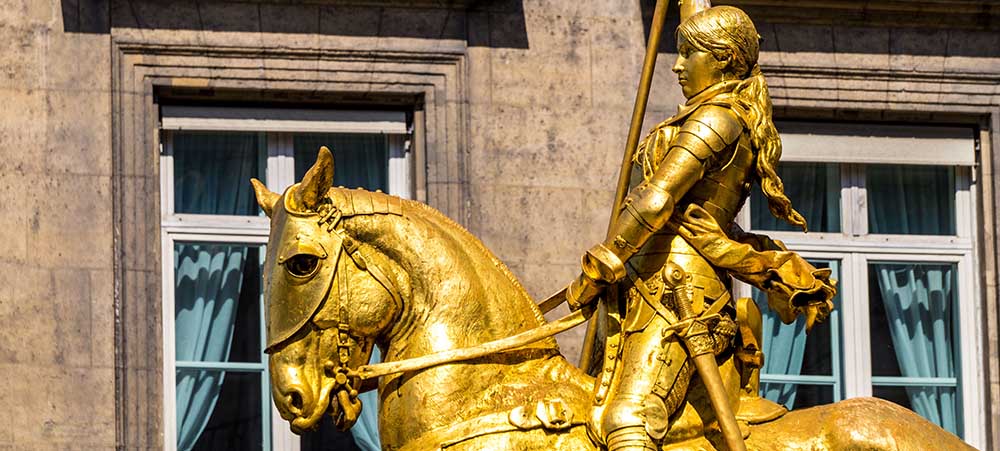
[[268, 326, 372, 434], [269, 330, 338, 434]]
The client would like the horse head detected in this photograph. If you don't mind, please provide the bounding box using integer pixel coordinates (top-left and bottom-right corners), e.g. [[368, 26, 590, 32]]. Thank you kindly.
[[252, 147, 403, 433]]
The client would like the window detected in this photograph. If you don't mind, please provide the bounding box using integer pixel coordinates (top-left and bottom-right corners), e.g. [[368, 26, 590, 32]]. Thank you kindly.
[[742, 121, 984, 447], [160, 107, 410, 451]]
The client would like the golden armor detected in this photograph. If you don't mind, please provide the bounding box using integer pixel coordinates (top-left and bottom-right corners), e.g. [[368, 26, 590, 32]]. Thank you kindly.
[[567, 6, 835, 451]]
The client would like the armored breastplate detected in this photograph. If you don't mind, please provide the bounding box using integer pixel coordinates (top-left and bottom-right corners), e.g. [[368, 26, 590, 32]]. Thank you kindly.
[[627, 129, 754, 303]]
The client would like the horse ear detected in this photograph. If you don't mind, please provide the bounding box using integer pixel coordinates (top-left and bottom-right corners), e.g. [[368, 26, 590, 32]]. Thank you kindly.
[[250, 178, 279, 218], [294, 146, 335, 211]]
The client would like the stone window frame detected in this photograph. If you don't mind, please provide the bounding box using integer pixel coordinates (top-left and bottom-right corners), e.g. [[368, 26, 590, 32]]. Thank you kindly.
[[762, 62, 1000, 450], [110, 36, 469, 448]]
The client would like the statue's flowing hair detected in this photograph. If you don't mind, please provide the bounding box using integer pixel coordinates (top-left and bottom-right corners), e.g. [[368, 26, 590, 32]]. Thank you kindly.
[[678, 6, 807, 231]]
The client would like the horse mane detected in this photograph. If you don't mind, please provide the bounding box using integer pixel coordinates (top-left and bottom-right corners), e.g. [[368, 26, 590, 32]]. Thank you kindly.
[[402, 199, 537, 305], [327, 187, 541, 321]]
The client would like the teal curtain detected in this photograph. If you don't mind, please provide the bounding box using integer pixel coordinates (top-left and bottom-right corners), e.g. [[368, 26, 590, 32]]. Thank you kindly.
[[172, 132, 259, 449], [173, 132, 262, 216], [872, 264, 958, 434], [751, 162, 840, 233], [174, 244, 248, 450], [294, 133, 389, 190], [757, 290, 808, 408], [867, 165, 954, 235], [754, 163, 836, 407]]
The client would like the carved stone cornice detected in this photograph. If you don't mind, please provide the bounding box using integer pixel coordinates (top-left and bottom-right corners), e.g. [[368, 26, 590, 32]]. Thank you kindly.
[[719, 0, 1000, 30]]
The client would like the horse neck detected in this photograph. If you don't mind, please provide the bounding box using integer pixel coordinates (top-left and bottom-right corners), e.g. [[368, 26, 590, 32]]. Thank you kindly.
[[344, 203, 549, 357]]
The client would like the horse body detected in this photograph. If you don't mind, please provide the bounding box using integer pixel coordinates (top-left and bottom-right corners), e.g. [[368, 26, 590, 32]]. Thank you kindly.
[[256, 150, 976, 451]]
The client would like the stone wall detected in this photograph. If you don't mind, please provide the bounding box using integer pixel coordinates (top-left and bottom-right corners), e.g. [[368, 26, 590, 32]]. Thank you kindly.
[[0, 0, 116, 449]]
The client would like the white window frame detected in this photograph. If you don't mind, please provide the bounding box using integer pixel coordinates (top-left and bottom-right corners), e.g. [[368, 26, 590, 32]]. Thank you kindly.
[[160, 110, 411, 451], [739, 127, 984, 448]]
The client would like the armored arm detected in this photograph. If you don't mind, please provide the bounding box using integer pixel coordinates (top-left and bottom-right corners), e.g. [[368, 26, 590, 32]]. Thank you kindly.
[[568, 106, 743, 307]]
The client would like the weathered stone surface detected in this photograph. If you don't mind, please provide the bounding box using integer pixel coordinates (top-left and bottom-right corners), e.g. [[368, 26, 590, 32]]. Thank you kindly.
[[5, 365, 115, 447], [44, 32, 110, 92], [26, 175, 113, 269], [2, 0, 1000, 448], [0, 172, 29, 263], [45, 89, 113, 176], [0, 23, 47, 91], [0, 89, 48, 174]]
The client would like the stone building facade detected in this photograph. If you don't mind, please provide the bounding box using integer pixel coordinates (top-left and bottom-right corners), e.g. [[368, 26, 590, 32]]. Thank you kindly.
[[1, 0, 998, 449]]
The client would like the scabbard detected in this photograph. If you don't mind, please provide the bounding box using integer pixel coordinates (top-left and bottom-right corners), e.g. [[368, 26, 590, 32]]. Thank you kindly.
[[690, 352, 747, 451]]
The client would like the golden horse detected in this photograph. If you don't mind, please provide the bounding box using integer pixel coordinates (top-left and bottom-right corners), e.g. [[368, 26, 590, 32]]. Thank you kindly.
[[254, 149, 975, 451]]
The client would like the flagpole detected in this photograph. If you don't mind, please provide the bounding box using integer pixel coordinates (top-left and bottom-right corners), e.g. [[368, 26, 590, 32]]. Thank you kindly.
[[579, 0, 672, 371]]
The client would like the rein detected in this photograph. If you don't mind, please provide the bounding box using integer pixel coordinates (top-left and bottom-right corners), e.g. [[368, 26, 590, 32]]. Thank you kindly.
[[352, 301, 595, 380]]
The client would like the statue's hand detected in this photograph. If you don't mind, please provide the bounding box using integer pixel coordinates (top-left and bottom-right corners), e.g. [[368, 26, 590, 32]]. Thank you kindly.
[[566, 272, 605, 311]]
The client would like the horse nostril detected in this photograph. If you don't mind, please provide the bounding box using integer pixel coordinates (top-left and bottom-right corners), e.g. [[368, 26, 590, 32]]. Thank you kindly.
[[289, 390, 304, 413]]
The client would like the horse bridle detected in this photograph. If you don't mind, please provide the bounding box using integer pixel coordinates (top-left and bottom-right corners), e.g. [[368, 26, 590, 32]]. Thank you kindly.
[[301, 204, 405, 430]]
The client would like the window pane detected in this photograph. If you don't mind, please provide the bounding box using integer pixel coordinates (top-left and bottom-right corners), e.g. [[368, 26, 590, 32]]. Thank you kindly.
[[172, 131, 266, 216], [758, 260, 840, 408], [868, 263, 961, 434], [868, 263, 958, 378], [301, 421, 363, 451], [177, 370, 265, 450], [760, 383, 834, 410], [175, 244, 262, 363], [750, 162, 841, 233], [867, 165, 955, 235], [873, 385, 959, 435], [294, 133, 388, 191]]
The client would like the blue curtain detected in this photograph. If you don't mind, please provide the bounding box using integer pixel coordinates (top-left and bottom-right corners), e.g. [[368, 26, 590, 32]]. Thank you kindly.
[[753, 163, 836, 408], [174, 244, 248, 450], [757, 290, 809, 409], [872, 264, 958, 434], [172, 132, 258, 449]]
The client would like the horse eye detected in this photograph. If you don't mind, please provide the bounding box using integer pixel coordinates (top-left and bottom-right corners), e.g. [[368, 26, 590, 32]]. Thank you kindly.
[[285, 254, 320, 277]]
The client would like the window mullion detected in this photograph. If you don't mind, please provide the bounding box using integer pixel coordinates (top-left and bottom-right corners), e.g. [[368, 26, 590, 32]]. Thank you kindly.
[[161, 133, 175, 220], [161, 232, 179, 451], [271, 132, 300, 451], [852, 164, 869, 237], [839, 162, 854, 238], [958, 253, 985, 446], [842, 252, 872, 398], [388, 134, 412, 199]]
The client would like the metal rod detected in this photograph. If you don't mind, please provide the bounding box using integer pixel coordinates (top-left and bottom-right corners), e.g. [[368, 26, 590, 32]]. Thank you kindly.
[[579, 0, 672, 371], [608, 0, 671, 233]]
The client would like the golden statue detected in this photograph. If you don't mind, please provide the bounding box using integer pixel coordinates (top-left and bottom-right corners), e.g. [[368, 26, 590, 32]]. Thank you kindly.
[[250, 2, 978, 450]]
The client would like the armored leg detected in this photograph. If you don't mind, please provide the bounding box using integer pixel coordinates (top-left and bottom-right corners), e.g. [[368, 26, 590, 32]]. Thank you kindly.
[[601, 314, 694, 451]]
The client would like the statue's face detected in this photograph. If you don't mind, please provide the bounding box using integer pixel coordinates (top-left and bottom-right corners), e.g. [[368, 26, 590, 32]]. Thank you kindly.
[[673, 36, 726, 99]]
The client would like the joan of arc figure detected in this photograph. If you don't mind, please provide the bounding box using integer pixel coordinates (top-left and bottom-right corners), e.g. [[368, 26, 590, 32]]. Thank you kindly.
[[566, 6, 837, 451]]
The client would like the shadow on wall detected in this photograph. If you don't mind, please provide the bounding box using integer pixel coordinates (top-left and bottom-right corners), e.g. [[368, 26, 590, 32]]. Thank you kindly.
[[640, 0, 1000, 58], [62, 0, 529, 49]]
